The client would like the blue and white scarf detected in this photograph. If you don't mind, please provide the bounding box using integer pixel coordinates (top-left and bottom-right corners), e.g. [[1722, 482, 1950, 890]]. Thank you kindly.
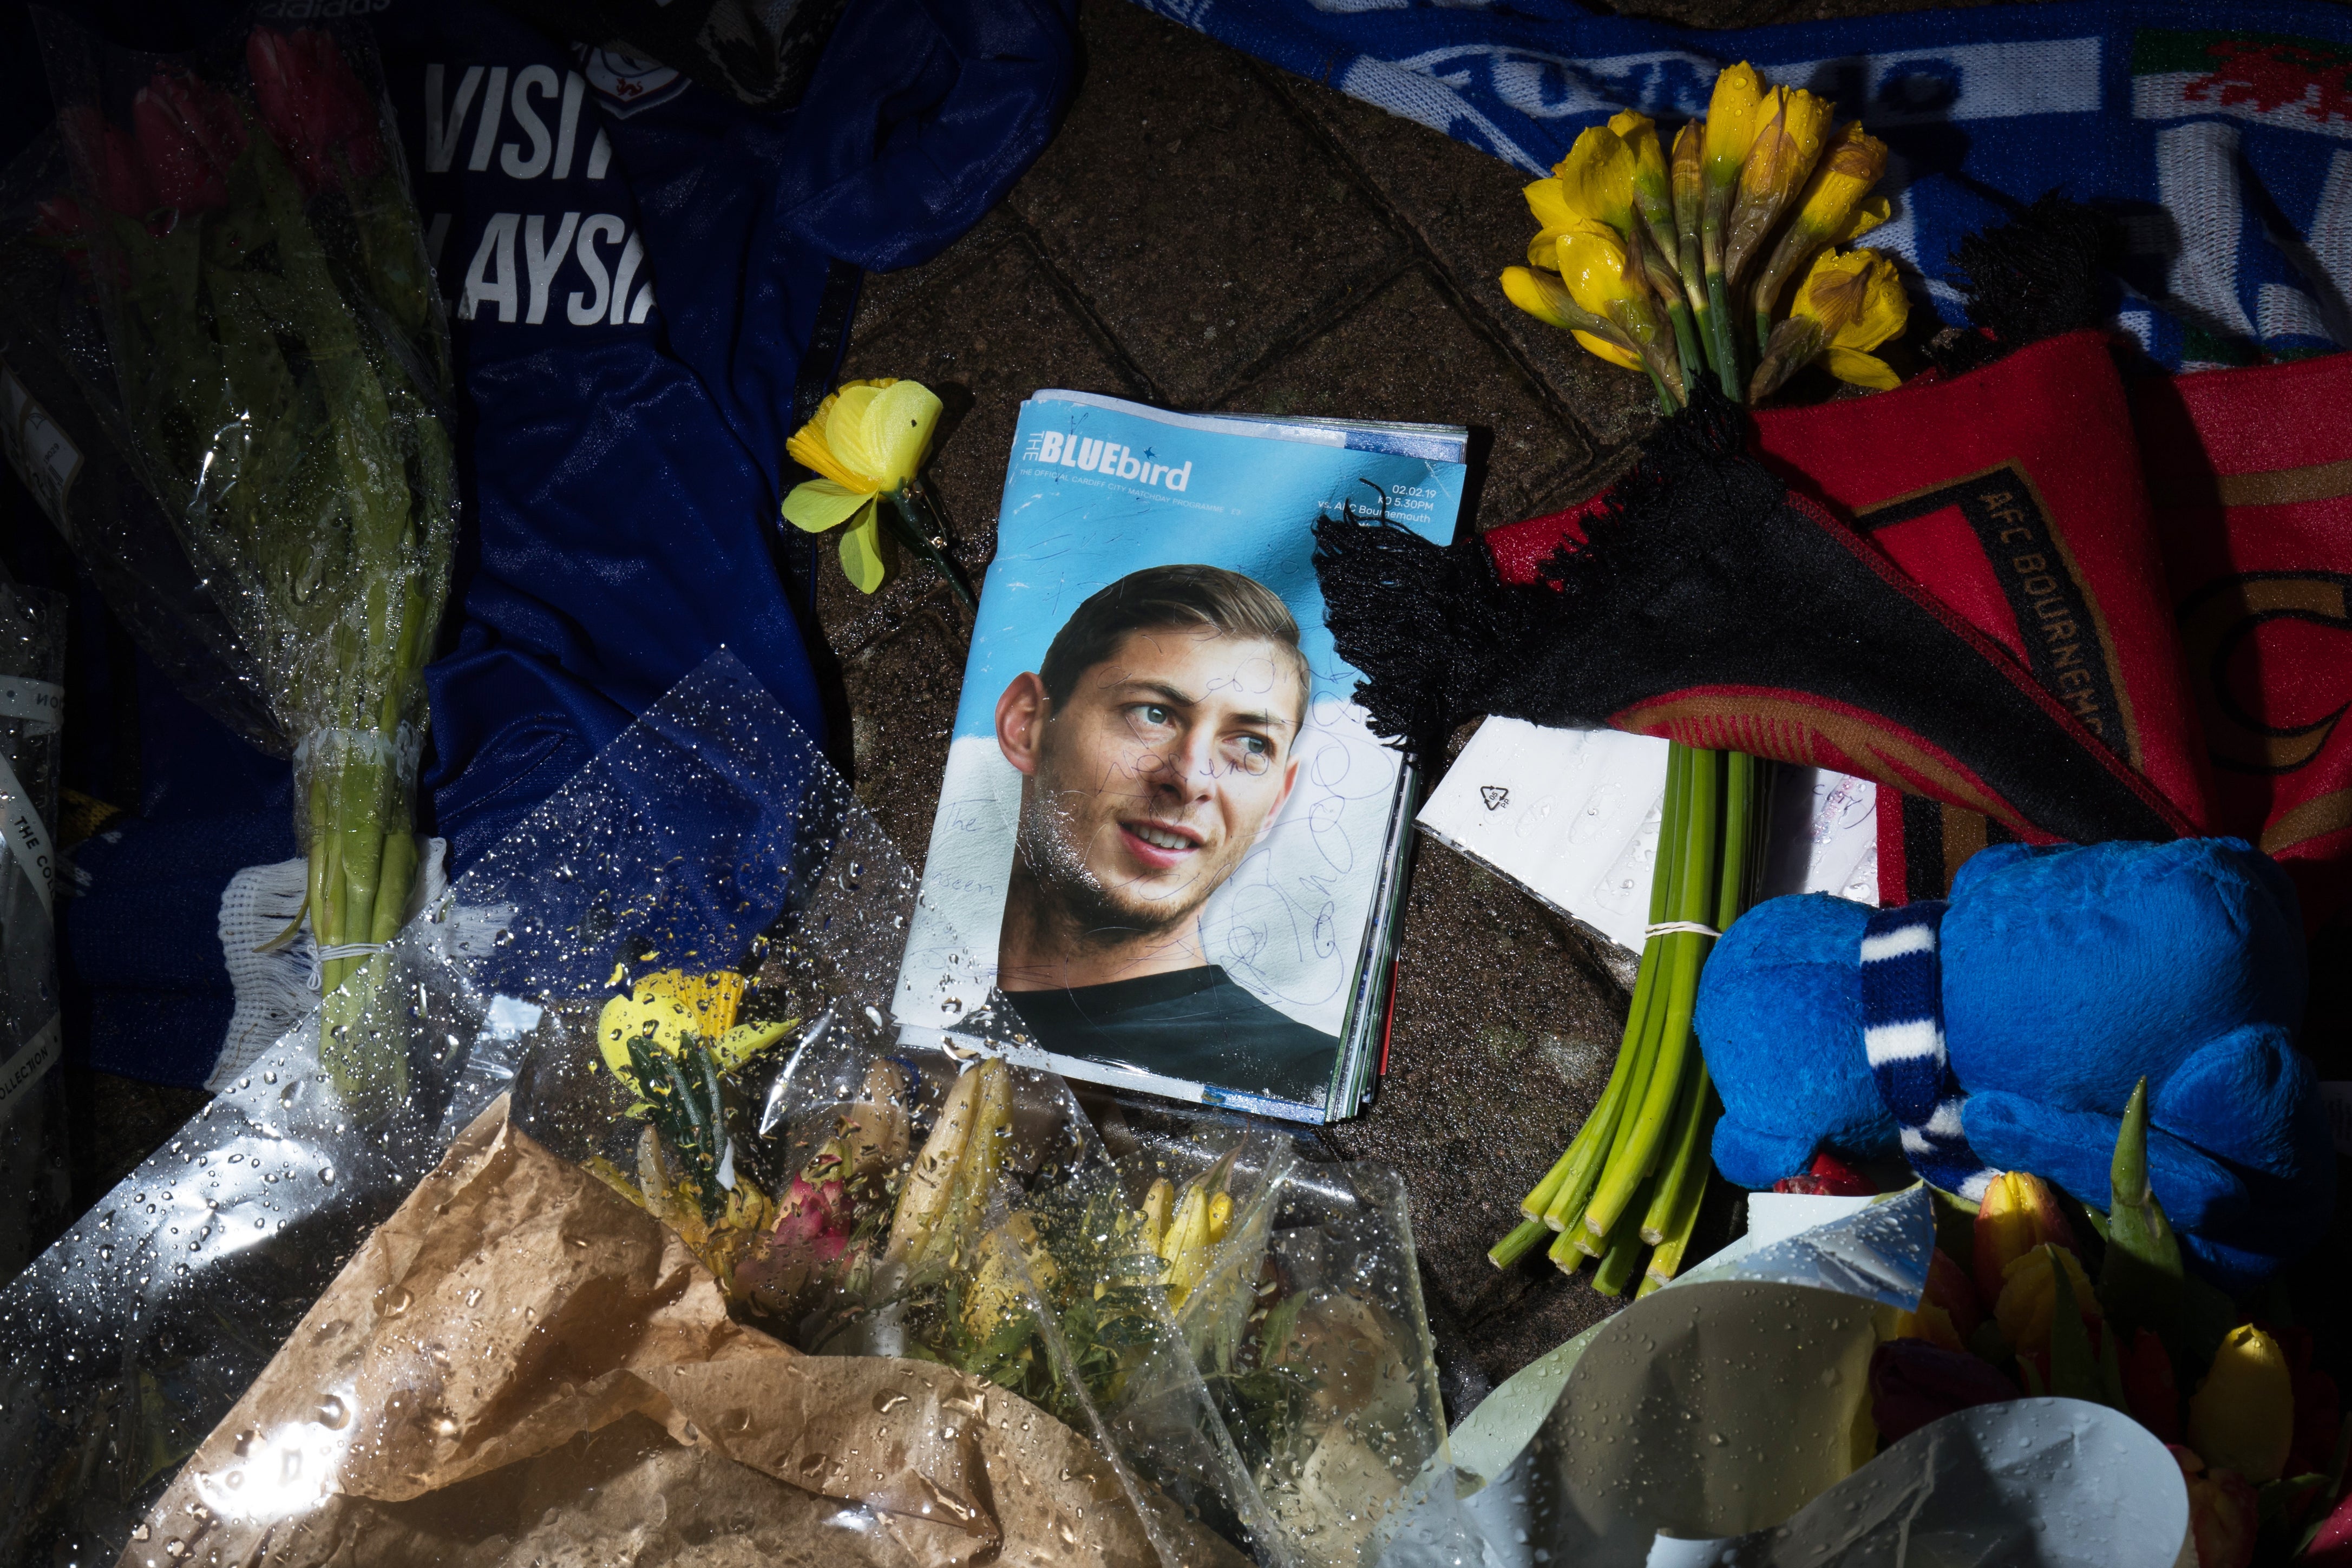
[[1137, 0, 2352, 372], [1859, 901, 1998, 1202]]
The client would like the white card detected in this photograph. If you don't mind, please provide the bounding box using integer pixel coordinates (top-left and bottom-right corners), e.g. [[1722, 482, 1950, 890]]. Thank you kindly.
[[1414, 718, 1879, 959]]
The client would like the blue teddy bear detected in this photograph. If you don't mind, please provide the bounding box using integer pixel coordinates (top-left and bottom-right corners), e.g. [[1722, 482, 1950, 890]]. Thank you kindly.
[[1694, 837, 2335, 1291]]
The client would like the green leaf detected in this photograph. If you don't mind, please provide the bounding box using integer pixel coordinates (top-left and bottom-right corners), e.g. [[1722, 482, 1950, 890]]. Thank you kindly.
[[2098, 1078, 2182, 1342], [2047, 1252, 2107, 1405]]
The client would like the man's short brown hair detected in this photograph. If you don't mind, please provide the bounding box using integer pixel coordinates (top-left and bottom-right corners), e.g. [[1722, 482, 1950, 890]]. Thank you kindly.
[[1038, 565, 1311, 725]]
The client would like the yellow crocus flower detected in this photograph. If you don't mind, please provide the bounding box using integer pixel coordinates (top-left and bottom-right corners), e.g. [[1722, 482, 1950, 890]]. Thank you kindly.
[[782, 378, 942, 594], [1501, 265, 1643, 370], [1701, 62, 1765, 188]]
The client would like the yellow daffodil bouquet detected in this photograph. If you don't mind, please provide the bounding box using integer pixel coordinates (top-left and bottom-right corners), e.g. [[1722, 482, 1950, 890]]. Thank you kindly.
[[783, 377, 975, 606], [1502, 62, 1907, 409], [1487, 66, 1911, 1299]]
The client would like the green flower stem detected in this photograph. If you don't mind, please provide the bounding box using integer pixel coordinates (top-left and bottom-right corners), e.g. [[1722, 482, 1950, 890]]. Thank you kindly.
[[1544, 745, 1691, 1238], [1547, 1220, 1586, 1271], [1643, 1126, 1713, 1285], [1680, 238, 1716, 382], [1642, 361, 1679, 416], [1590, 1177, 1654, 1296], [888, 479, 977, 609], [1639, 1060, 1712, 1246], [1488, 1218, 1552, 1270], [1700, 186, 1743, 399], [1582, 747, 1721, 1245], [1519, 933, 1660, 1221], [1573, 962, 1671, 1258], [1663, 299, 1704, 403]]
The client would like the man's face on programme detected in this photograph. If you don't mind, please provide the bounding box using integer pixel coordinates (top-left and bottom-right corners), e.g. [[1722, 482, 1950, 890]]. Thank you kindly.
[[999, 625, 1306, 941]]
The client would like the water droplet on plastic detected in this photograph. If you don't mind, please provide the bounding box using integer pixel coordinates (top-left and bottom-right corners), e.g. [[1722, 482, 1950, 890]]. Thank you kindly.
[[318, 1166, 336, 1186], [317, 1395, 349, 1429]]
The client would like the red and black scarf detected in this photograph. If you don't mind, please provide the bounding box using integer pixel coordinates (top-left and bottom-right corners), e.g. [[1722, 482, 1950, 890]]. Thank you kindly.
[[1315, 333, 2352, 926]]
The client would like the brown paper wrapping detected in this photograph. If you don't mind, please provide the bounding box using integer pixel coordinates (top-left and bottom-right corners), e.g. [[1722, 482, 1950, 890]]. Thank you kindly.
[[122, 1099, 1248, 1568]]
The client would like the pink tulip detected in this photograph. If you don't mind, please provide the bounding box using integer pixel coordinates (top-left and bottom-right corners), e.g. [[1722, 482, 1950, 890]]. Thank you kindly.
[[132, 70, 247, 214], [33, 194, 96, 242], [772, 1175, 852, 1264], [2170, 1446, 2257, 1568], [58, 105, 153, 216], [1867, 1338, 2019, 1445], [246, 26, 384, 194]]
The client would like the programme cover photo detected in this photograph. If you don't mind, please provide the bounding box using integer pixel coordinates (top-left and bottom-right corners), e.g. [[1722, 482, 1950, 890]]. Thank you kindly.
[[892, 392, 1466, 1121]]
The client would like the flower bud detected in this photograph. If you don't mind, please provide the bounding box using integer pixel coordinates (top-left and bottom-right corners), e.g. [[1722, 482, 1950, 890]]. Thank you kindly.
[[2187, 1324, 2294, 1485], [1889, 1298, 1964, 1354], [2170, 1446, 2258, 1568], [1993, 1242, 2100, 1359], [1701, 62, 1765, 187], [1923, 1248, 1983, 1343], [247, 25, 385, 195], [2122, 1327, 2181, 1442], [133, 70, 247, 215], [1972, 1170, 2077, 1304]]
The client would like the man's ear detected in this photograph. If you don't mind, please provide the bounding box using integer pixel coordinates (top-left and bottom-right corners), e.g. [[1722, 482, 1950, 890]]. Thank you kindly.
[[996, 672, 1050, 776], [1254, 755, 1302, 844]]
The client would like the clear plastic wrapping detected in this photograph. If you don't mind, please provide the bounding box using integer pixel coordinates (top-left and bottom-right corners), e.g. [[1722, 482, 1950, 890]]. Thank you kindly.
[[0, 581, 67, 1279], [0, 129, 280, 756], [0, 653, 863, 1563], [0, 648, 1454, 1568]]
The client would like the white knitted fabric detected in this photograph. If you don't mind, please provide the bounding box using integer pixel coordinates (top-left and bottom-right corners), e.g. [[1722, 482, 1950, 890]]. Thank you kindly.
[[208, 837, 505, 1091]]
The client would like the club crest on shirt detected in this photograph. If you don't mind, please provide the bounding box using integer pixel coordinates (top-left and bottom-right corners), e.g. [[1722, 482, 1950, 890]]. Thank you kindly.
[[579, 47, 687, 117]]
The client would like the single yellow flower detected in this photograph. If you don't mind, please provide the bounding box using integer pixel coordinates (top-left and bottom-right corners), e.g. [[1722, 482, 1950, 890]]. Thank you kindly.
[[1788, 123, 1890, 246], [1723, 85, 1835, 283], [1749, 245, 1908, 399], [599, 969, 748, 1076], [2187, 1324, 2295, 1485], [1791, 246, 1907, 388], [1554, 224, 1644, 325], [1526, 124, 1637, 239], [1608, 109, 1675, 254], [1500, 265, 1642, 369], [1739, 87, 1834, 208], [1702, 61, 1765, 187], [1992, 1241, 2100, 1358], [782, 377, 942, 593]]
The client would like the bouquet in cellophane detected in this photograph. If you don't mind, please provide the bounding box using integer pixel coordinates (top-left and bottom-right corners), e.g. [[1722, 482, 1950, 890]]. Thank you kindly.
[[29, 15, 454, 1114]]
